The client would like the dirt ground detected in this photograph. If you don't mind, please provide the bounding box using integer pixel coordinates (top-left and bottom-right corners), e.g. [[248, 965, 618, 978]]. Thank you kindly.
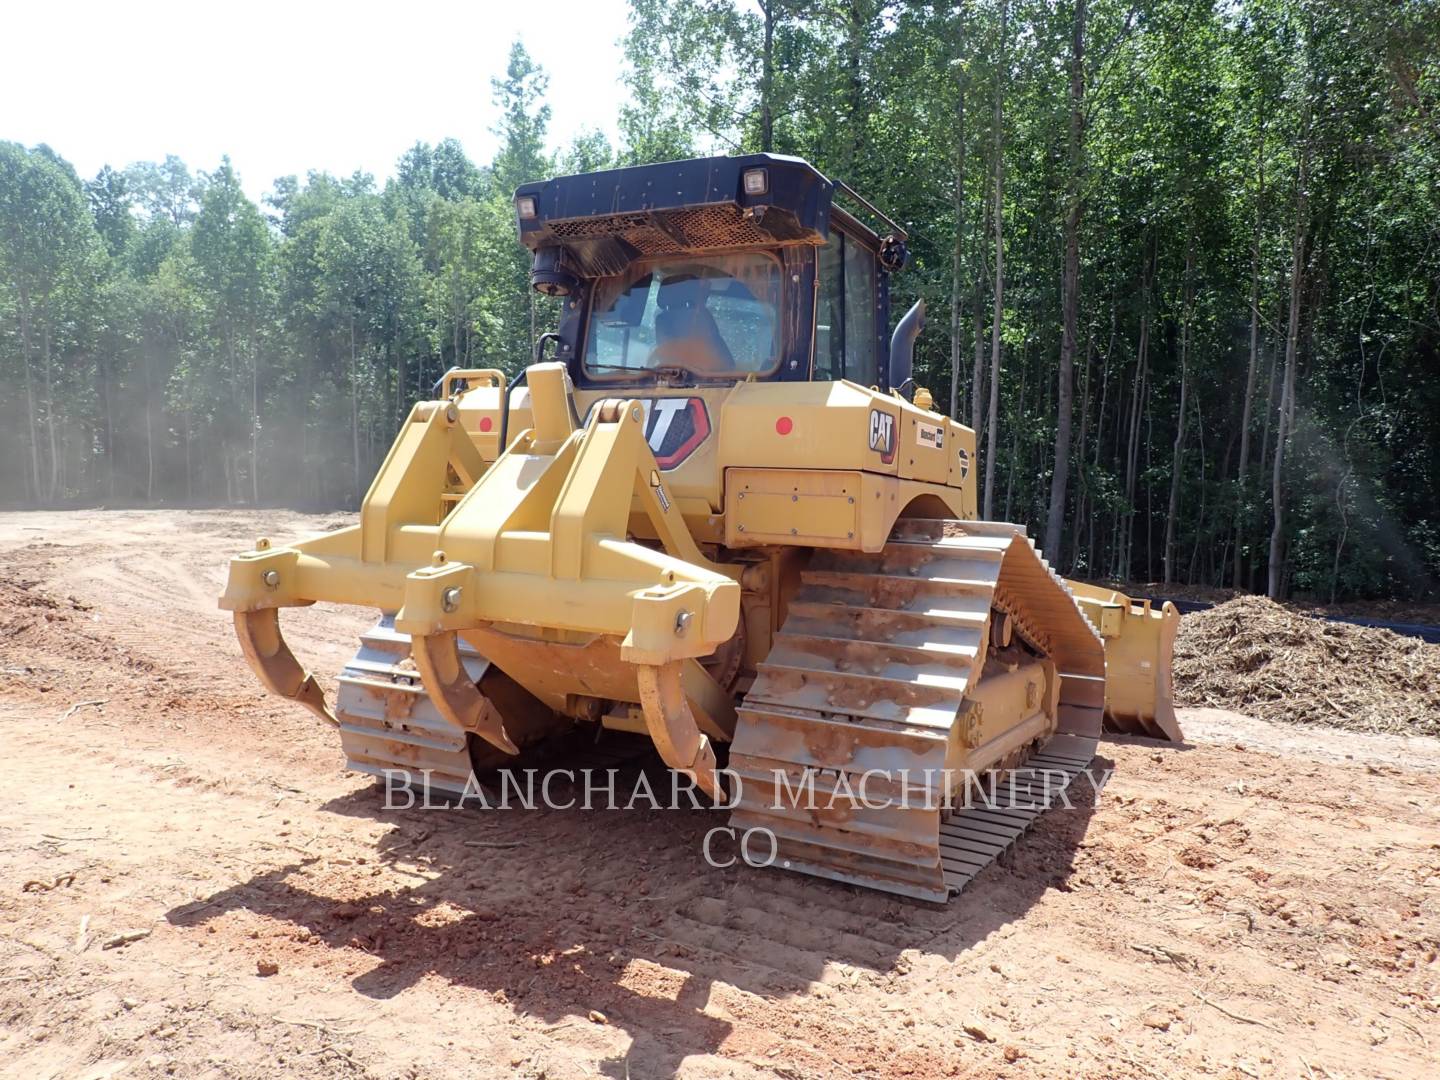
[[1, 509, 1437, 1080]]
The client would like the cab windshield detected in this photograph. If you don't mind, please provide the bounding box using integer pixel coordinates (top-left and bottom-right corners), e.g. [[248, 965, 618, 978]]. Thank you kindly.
[[584, 252, 781, 379]]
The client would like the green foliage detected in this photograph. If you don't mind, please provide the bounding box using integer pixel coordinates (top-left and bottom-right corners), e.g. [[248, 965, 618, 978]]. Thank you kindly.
[[0, 5, 1436, 603], [124, 154, 199, 226], [0, 36, 575, 509], [86, 165, 136, 258], [625, 0, 1439, 599], [0, 140, 105, 500], [491, 42, 553, 193]]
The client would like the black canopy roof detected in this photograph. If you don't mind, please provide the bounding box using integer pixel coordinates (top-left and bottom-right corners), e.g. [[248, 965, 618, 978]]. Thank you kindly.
[[513, 153, 839, 277]]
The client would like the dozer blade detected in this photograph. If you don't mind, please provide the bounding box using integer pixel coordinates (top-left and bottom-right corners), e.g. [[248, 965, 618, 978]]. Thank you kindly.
[[1065, 582, 1183, 742], [729, 518, 1107, 903]]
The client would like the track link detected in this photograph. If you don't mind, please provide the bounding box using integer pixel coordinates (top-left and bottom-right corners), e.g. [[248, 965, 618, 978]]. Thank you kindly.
[[936, 732, 1097, 892], [727, 518, 1104, 903], [335, 615, 487, 796], [334, 616, 654, 798]]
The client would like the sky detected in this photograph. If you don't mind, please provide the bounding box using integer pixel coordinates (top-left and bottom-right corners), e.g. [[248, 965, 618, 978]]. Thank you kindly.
[[4, 0, 633, 202]]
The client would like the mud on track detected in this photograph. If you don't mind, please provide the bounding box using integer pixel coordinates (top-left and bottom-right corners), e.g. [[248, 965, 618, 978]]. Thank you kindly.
[[1, 510, 1438, 1079]]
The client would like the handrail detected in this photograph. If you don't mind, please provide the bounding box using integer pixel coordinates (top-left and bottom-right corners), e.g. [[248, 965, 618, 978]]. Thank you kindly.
[[439, 367, 506, 400]]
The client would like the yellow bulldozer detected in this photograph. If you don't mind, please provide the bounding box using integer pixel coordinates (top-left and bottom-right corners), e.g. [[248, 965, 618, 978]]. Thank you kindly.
[[221, 154, 1180, 903]]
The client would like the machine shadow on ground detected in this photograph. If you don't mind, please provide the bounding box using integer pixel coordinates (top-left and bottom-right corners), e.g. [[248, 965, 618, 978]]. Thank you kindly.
[[167, 749, 1107, 1078]]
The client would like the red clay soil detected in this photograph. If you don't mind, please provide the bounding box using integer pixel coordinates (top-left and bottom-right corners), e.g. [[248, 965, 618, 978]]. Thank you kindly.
[[2, 510, 1438, 1079]]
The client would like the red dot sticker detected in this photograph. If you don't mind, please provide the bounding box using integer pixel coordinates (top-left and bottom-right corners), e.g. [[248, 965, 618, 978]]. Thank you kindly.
[[775, 416, 793, 435], [479, 416, 494, 432]]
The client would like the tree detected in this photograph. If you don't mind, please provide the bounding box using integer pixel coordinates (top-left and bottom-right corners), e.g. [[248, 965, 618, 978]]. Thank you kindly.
[[491, 41, 553, 194], [947, 4, 971, 421], [315, 193, 424, 496], [0, 142, 102, 500], [1268, 51, 1312, 598], [190, 158, 274, 504], [87, 165, 136, 258], [1044, 0, 1086, 562], [2, 0, 1438, 607], [126, 154, 198, 226], [981, 0, 1008, 521]]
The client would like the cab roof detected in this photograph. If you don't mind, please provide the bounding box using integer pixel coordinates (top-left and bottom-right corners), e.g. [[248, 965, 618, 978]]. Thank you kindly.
[[514, 153, 856, 278]]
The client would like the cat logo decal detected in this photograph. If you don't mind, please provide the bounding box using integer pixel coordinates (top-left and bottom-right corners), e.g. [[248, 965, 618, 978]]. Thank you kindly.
[[868, 409, 897, 465]]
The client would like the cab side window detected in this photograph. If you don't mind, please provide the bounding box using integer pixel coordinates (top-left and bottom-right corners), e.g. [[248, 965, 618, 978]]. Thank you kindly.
[[814, 229, 879, 386]]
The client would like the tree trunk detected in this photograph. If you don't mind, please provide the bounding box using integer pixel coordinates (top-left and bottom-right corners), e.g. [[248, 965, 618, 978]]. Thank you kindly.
[[350, 316, 361, 499], [1145, 390, 1154, 582], [1233, 119, 1265, 588], [453, 283, 463, 369], [761, 0, 775, 153], [1330, 424, 1355, 603], [43, 323, 59, 501], [1211, 423, 1237, 585], [1073, 335, 1093, 572], [948, 56, 967, 419], [982, 0, 1008, 521], [225, 335, 236, 503], [1186, 385, 1207, 583], [1269, 94, 1311, 599], [842, 2, 865, 177], [16, 285, 41, 500], [1078, 327, 1109, 573], [145, 346, 156, 502], [180, 322, 191, 503], [102, 358, 115, 500], [1044, 0, 1085, 561], [1083, 311, 1114, 572], [181, 405, 188, 504], [1163, 244, 1195, 585], [250, 342, 260, 505], [970, 190, 988, 436], [1003, 337, 1026, 520], [1120, 250, 1150, 579]]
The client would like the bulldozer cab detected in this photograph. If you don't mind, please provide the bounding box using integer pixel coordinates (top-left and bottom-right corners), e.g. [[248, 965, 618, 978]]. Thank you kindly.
[[514, 154, 909, 393]]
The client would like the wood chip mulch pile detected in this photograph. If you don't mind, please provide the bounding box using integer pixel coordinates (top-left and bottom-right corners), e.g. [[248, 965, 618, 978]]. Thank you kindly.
[[1173, 595, 1440, 737]]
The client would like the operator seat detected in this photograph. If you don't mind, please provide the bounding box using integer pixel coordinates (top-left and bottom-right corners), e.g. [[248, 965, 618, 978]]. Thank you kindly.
[[651, 278, 735, 373]]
